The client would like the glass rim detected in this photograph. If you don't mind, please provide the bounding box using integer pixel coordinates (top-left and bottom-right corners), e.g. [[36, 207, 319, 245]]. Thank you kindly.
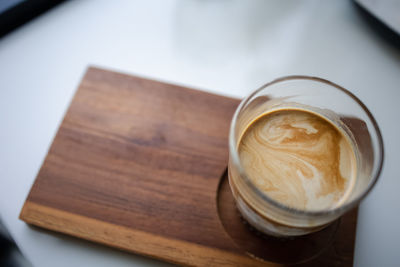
[[229, 75, 385, 217]]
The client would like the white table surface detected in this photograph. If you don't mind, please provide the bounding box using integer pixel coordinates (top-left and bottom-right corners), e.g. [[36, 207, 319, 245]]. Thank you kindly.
[[0, 0, 399, 266]]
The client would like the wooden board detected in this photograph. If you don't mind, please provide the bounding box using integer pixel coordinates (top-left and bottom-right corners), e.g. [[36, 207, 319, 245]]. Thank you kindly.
[[20, 67, 357, 266]]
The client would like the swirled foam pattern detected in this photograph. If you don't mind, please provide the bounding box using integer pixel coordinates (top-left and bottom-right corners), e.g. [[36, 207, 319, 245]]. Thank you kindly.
[[238, 109, 357, 211]]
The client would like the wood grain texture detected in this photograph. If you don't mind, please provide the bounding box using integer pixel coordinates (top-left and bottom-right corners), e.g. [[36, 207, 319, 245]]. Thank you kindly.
[[20, 67, 357, 266]]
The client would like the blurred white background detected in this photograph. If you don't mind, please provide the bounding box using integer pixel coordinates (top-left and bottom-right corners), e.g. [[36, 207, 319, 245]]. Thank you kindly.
[[0, 0, 399, 266]]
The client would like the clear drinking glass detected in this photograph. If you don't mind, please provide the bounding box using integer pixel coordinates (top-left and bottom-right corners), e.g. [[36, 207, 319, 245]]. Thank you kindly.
[[228, 76, 384, 237]]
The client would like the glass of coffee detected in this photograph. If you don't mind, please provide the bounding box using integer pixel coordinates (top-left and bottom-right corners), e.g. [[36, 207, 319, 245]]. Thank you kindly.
[[228, 76, 384, 237]]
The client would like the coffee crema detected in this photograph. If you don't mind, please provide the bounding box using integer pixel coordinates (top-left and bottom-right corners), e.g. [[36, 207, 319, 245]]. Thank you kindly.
[[238, 108, 357, 211]]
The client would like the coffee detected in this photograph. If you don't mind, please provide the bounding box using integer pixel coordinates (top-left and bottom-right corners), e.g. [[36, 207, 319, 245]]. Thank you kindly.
[[238, 108, 357, 211]]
